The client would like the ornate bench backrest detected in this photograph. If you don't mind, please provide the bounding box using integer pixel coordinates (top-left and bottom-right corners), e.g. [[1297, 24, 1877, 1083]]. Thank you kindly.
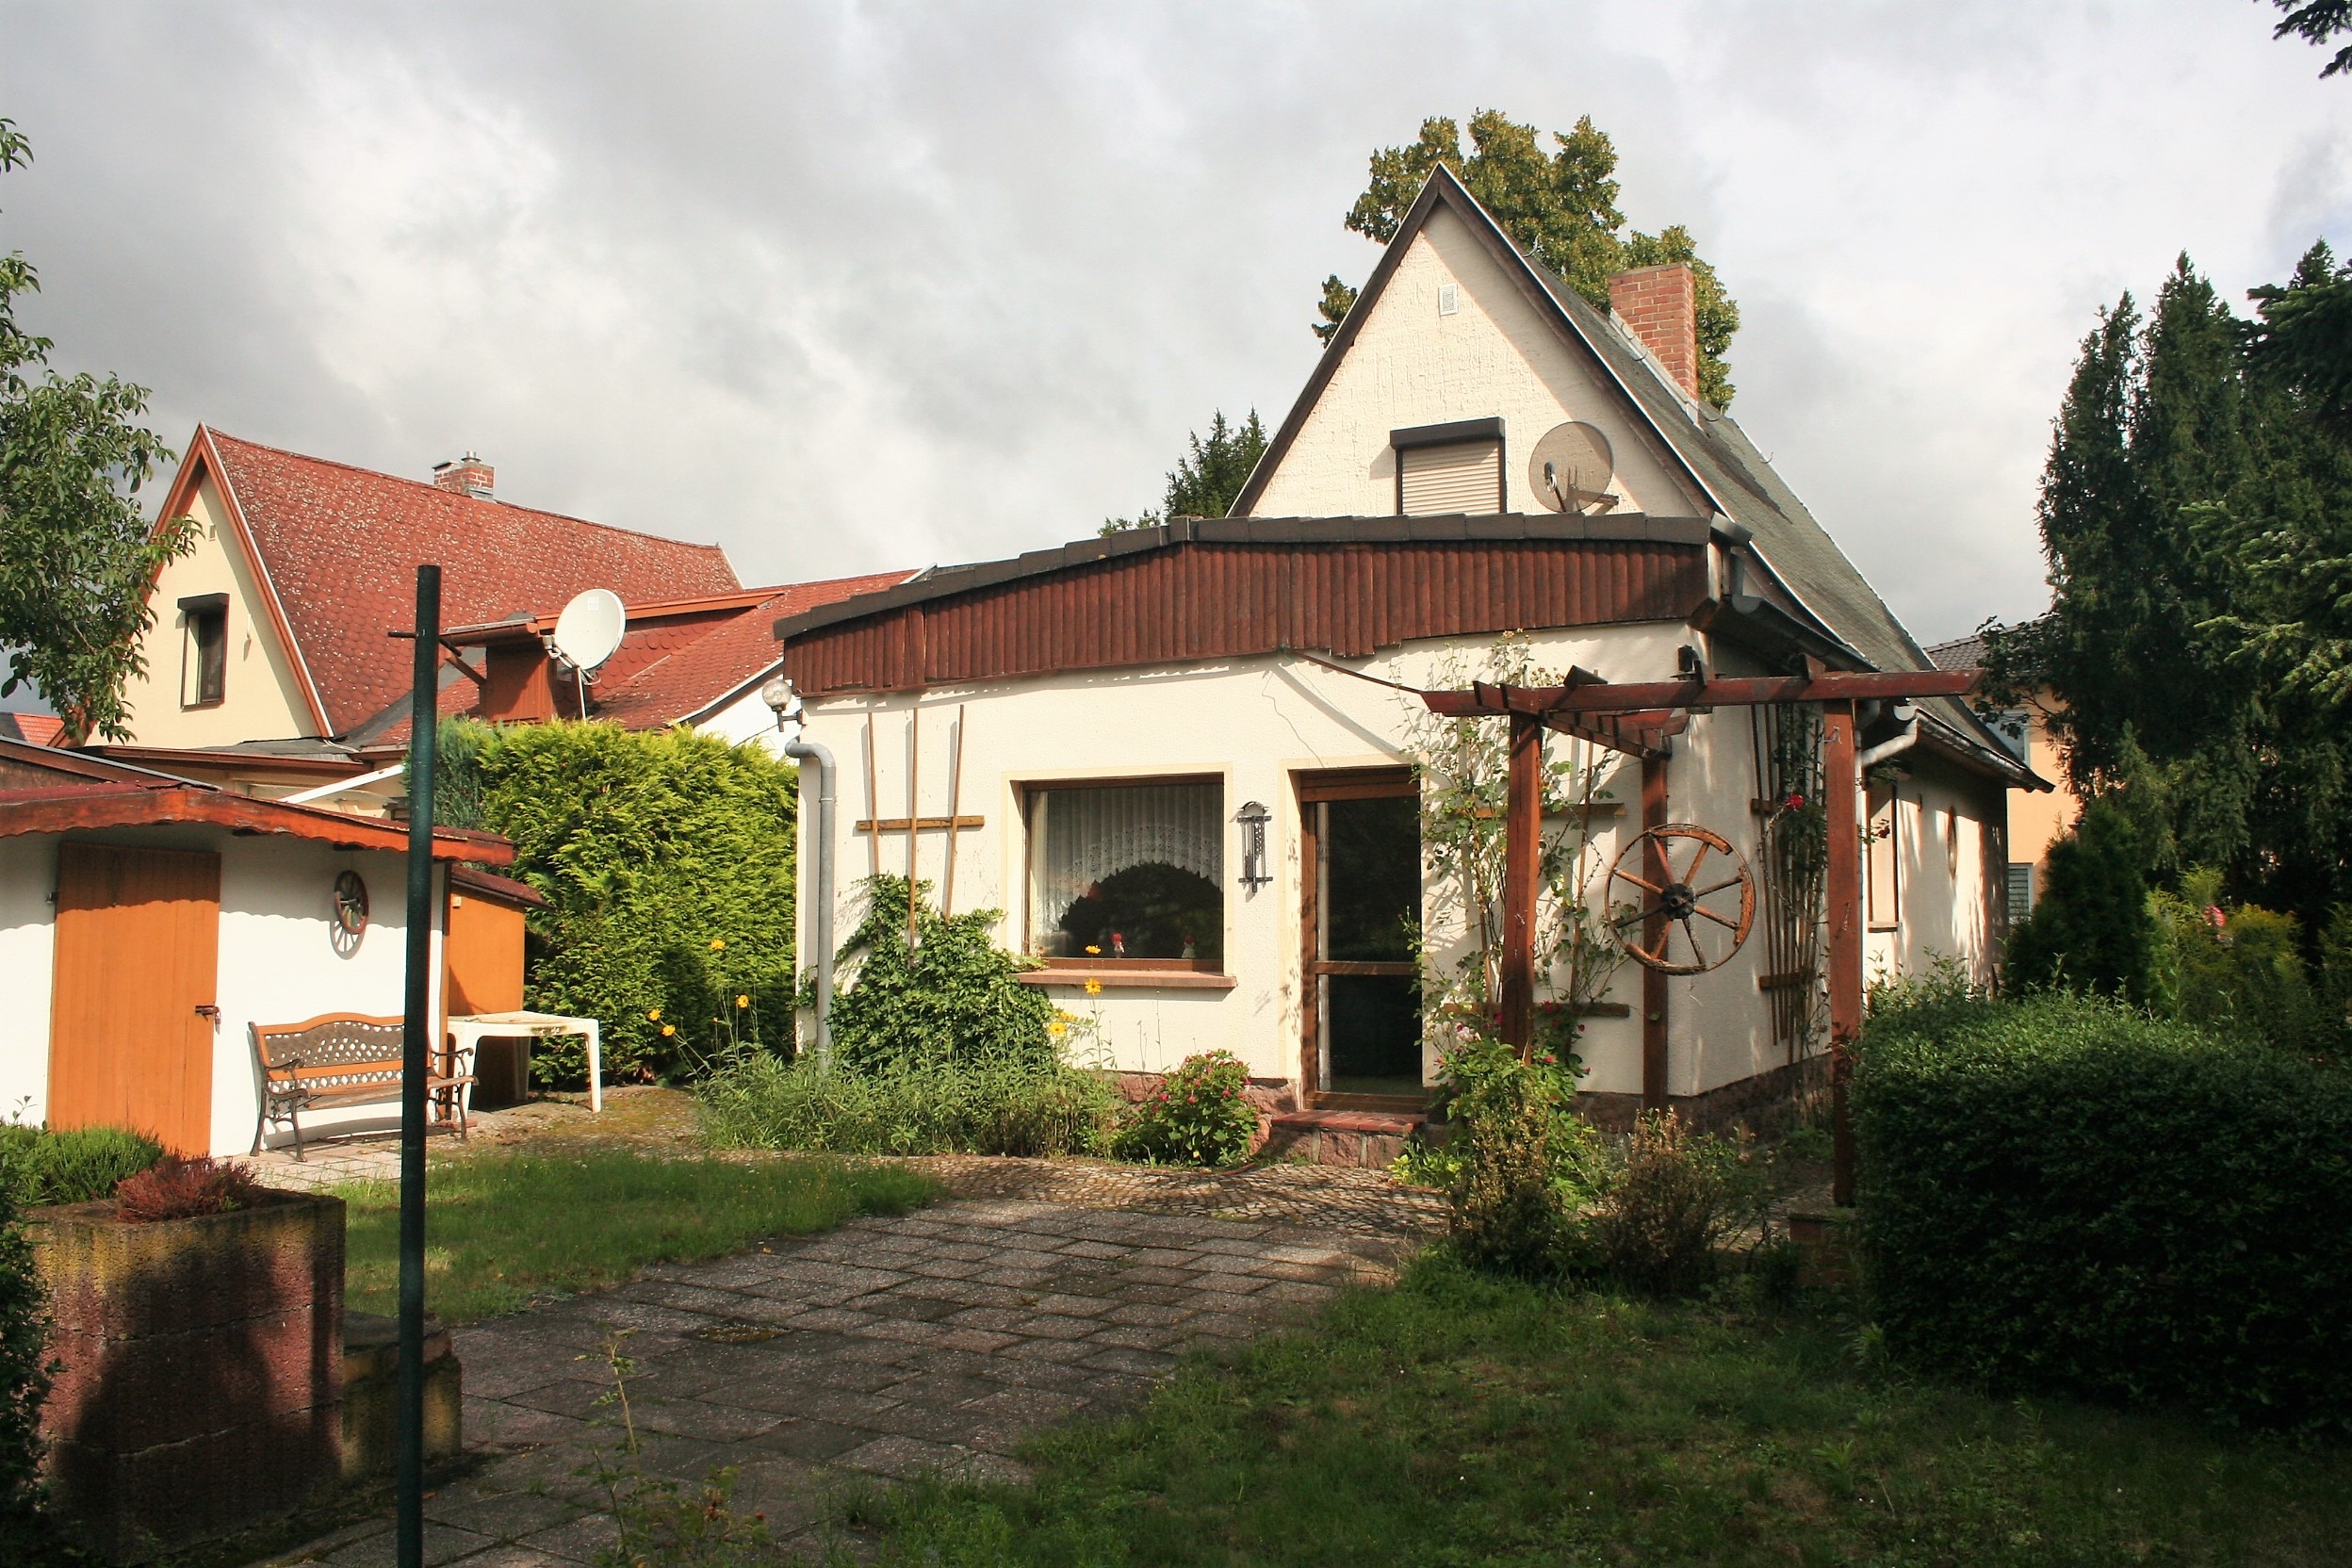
[[253, 1014, 406, 1085]]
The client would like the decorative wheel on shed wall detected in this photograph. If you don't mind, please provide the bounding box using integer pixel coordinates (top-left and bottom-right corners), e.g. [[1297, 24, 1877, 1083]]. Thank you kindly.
[[1607, 824, 1756, 975]]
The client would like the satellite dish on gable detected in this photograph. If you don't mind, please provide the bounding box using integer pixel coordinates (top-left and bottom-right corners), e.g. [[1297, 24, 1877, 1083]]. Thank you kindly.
[[1528, 421, 1619, 514], [551, 589, 626, 675]]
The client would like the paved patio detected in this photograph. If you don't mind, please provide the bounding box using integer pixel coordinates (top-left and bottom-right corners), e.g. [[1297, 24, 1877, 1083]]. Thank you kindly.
[[257, 1165, 1438, 1565]]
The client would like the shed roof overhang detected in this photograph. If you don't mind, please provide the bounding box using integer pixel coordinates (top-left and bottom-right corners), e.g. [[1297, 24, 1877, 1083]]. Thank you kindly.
[[0, 780, 514, 864]]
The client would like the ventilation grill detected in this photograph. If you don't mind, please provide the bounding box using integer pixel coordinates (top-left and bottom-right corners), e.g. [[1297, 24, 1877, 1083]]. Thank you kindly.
[[1398, 440, 1502, 514]]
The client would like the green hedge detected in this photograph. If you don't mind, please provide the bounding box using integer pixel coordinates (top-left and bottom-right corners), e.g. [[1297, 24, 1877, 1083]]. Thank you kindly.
[[445, 720, 800, 1083], [1854, 990, 2352, 1433]]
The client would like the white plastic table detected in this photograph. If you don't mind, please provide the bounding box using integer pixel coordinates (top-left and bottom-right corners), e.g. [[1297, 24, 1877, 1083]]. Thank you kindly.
[[447, 1011, 604, 1113]]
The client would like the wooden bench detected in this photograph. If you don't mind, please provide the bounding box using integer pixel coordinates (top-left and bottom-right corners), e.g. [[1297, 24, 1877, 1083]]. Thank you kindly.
[[250, 1014, 475, 1160]]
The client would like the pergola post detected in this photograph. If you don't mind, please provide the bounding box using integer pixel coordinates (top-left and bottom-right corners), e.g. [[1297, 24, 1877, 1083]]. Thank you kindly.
[[1499, 710, 1543, 1053], [1640, 754, 1670, 1109], [1822, 700, 1862, 1206]]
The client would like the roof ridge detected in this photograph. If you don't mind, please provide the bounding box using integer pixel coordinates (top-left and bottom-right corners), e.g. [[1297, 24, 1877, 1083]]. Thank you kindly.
[[204, 429, 734, 562]]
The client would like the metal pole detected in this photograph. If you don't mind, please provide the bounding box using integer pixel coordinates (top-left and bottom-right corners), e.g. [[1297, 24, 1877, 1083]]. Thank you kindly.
[[397, 564, 440, 1568], [941, 705, 966, 919]]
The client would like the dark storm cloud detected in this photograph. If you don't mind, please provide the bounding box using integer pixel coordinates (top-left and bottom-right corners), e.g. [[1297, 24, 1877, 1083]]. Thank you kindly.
[[3, 1, 2344, 641]]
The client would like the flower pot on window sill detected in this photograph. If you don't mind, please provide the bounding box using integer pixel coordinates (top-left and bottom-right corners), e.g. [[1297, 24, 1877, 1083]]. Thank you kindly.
[[27, 1188, 345, 1562]]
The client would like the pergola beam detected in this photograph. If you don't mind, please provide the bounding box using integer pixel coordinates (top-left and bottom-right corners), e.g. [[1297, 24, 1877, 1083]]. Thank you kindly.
[[1426, 667, 1979, 719]]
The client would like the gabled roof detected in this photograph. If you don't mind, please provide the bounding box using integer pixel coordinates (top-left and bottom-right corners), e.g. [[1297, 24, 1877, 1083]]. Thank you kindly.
[[1228, 163, 2012, 762], [0, 714, 64, 747], [157, 429, 743, 739]]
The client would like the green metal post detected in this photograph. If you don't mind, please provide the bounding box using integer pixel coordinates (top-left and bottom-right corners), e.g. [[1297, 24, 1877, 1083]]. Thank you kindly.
[[397, 564, 440, 1568]]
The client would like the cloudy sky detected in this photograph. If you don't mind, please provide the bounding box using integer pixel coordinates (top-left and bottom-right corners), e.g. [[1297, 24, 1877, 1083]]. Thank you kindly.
[[4, 1, 2346, 647]]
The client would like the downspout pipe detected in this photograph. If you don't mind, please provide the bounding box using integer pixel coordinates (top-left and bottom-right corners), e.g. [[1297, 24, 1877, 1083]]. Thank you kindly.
[[1856, 714, 1919, 772], [764, 678, 834, 1061]]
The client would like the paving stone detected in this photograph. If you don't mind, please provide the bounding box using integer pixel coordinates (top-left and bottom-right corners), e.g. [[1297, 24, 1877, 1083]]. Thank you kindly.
[[421, 1490, 580, 1541], [626, 1398, 786, 1442], [1086, 1323, 1184, 1351], [321, 1523, 496, 1567], [1083, 1346, 1178, 1375], [514, 1511, 623, 1565], [839, 1434, 981, 1480], [748, 1416, 878, 1462], [1008, 1313, 1102, 1341]]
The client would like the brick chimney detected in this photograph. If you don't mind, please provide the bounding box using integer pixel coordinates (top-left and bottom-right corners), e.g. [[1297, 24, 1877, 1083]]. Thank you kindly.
[[1609, 264, 1700, 400], [432, 452, 495, 499]]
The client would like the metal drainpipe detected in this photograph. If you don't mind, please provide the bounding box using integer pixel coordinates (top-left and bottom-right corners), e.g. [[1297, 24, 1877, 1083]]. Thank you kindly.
[[766, 679, 834, 1061], [1856, 720, 1919, 771]]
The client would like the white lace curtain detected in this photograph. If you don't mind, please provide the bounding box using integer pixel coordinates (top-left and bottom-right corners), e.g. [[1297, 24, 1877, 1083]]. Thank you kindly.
[[1030, 783, 1223, 938]]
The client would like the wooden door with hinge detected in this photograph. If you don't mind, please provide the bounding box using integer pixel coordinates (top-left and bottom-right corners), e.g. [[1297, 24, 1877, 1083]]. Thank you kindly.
[[1298, 768, 1424, 1109], [49, 841, 221, 1154]]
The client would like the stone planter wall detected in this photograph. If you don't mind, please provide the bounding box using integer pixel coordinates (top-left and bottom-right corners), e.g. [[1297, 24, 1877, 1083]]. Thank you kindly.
[[28, 1189, 345, 1562], [339, 1310, 463, 1482]]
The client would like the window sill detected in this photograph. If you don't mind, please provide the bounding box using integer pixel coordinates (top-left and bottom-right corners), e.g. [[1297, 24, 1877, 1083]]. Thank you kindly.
[[1019, 969, 1237, 990]]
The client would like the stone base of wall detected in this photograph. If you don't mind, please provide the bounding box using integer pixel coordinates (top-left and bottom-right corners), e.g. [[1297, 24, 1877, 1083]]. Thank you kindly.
[[339, 1312, 464, 1482], [30, 1189, 346, 1563], [1576, 1052, 1834, 1135]]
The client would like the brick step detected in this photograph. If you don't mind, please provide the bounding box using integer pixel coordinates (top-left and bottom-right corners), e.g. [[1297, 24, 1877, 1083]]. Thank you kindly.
[[1261, 1108, 1429, 1169]]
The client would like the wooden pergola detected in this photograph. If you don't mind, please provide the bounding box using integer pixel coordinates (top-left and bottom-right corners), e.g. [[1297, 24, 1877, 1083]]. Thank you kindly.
[[1420, 662, 1983, 1204]]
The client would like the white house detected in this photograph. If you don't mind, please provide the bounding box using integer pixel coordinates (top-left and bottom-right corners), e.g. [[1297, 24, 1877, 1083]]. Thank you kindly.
[[772, 168, 2037, 1146], [0, 739, 522, 1156]]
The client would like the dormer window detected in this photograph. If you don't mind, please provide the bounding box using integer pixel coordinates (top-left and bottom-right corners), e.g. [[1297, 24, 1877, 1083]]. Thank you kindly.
[[180, 593, 227, 708], [1392, 417, 1504, 514]]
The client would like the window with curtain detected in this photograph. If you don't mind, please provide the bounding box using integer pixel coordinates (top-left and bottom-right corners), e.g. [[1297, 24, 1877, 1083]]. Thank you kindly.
[[1025, 780, 1224, 964]]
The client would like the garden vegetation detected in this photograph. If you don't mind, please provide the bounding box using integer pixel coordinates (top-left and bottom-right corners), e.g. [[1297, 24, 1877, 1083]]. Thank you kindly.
[[433, 717, 800, 1084], [1855, 979, 2352, 1435]]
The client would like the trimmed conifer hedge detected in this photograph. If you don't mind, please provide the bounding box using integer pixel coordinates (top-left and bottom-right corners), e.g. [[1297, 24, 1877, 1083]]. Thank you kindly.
[[1854, 990, 2352, 1434]]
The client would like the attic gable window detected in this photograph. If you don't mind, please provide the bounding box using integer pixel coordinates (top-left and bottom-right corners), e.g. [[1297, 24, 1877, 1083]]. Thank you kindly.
[[179, 593, 228, 708], [1393, 417, 1504, 515]]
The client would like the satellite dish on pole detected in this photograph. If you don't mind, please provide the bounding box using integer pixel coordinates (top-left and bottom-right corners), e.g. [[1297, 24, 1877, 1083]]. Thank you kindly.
[[549, 589, 626, 722], [551, 589, 626, 674]]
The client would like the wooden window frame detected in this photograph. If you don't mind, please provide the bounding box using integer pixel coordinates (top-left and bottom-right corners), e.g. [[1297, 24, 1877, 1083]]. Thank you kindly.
[[180, 593, 228, 710], [1018, 773, 1229, 976]]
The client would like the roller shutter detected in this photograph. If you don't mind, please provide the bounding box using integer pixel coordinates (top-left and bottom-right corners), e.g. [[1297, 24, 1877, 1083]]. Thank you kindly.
[[1398, 439, 1502, 514]]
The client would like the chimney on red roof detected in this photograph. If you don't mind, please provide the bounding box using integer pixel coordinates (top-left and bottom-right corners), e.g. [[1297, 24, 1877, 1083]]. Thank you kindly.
[[432, 452, 496, 500], [1609, 263, 1701, 401]]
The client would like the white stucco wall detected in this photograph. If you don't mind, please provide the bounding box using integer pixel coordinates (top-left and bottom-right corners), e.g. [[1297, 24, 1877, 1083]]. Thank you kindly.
[[792, 623, 1850, 1100], [1862, 748, 2004, 992], [1247, 204, 1709, 522], [0, 825, 445, 1157]]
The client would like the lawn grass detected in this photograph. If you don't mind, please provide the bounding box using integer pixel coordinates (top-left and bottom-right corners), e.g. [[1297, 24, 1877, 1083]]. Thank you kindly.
[[858, 1254, 2352, 1566], [338, 1149, 935, 1323]]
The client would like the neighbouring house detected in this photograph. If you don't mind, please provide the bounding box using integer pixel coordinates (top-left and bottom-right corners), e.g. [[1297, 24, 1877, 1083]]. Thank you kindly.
[[0, 714, 64, 747], [1926, 628, 2080, 925], [774, 166, 2042, 1141], [0, 739, 535, 1156], [99, 429, 906, 807]]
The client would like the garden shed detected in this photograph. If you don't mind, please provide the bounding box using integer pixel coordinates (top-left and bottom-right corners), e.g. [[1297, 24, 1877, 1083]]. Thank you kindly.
[[0, 739, 521, 1154], [773, 167, 2040, 1144]]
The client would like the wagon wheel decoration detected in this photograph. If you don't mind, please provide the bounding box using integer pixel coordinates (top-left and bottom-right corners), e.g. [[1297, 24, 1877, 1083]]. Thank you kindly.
[[1607, 824, 1756, 975]]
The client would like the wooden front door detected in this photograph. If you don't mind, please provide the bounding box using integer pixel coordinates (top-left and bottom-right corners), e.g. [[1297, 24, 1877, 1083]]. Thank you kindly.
[[1298, 768, 1423, 1107], [49, 841, 221, 1154]]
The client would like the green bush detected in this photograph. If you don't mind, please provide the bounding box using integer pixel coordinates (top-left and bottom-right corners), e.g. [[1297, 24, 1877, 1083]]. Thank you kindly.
[[0, 1124, 163, 1206], [1437, 1039, 1603, 1280], [2153, 873, 2337, 1059], [447, 719, 800, 1083], [695, 1050, 1116, 1157], [2004, 797, 2157, 1001], [1854, 988, 2352, 1433], [826, 876, 1059, 1073], [1589, 1111, 1734, 1297], [1113, 1052, 1260, 1168], [0, 1184, 52, 1557]]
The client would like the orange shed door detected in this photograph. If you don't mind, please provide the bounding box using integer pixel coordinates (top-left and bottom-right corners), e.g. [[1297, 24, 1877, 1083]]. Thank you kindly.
[[48, 842, 221, 1155], [444, 891, 527, 1016]]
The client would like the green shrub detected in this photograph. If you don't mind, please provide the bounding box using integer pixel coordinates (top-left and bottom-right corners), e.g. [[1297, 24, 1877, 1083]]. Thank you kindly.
[[1589, 1111, 1734, 1297], [826, 876, 1059, 1074], [1113, 1052, 1259, 1168], [0, 1184, 51, 1557], [2153, 875, 2331, 1056], [1438, 1039, 1602, 1280], [450, 719, 801, 1083], [695, 1050, 1117, 1158], [1854, 988, 2352, 1433], [2004, 797, 2157, 1001], [0, 1124, 163, 1206]]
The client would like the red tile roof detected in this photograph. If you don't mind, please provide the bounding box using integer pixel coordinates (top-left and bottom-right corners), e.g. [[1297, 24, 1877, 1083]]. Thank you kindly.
[[200, 430, 741, 737], [589, 572, 913, 729], [0, 714, 64, 747]]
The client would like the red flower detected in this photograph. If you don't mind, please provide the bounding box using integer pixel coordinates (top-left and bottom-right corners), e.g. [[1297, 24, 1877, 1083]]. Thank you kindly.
[[1785, 792, 1805, 810]]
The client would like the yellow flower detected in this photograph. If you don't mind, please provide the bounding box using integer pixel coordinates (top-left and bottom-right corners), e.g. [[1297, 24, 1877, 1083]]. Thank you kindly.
[[662, 1023, 677, 1037], [1047, 1020, 1068, 1037], [1085, 978, 1102, 996], [736, 994, 750, 1008], [646, 1008, 662, 1021], [710, 938, 727, 951]]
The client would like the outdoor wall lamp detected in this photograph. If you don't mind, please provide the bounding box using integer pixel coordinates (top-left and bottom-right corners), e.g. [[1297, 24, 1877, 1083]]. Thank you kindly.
[[1235, 800, 1271, 894]]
